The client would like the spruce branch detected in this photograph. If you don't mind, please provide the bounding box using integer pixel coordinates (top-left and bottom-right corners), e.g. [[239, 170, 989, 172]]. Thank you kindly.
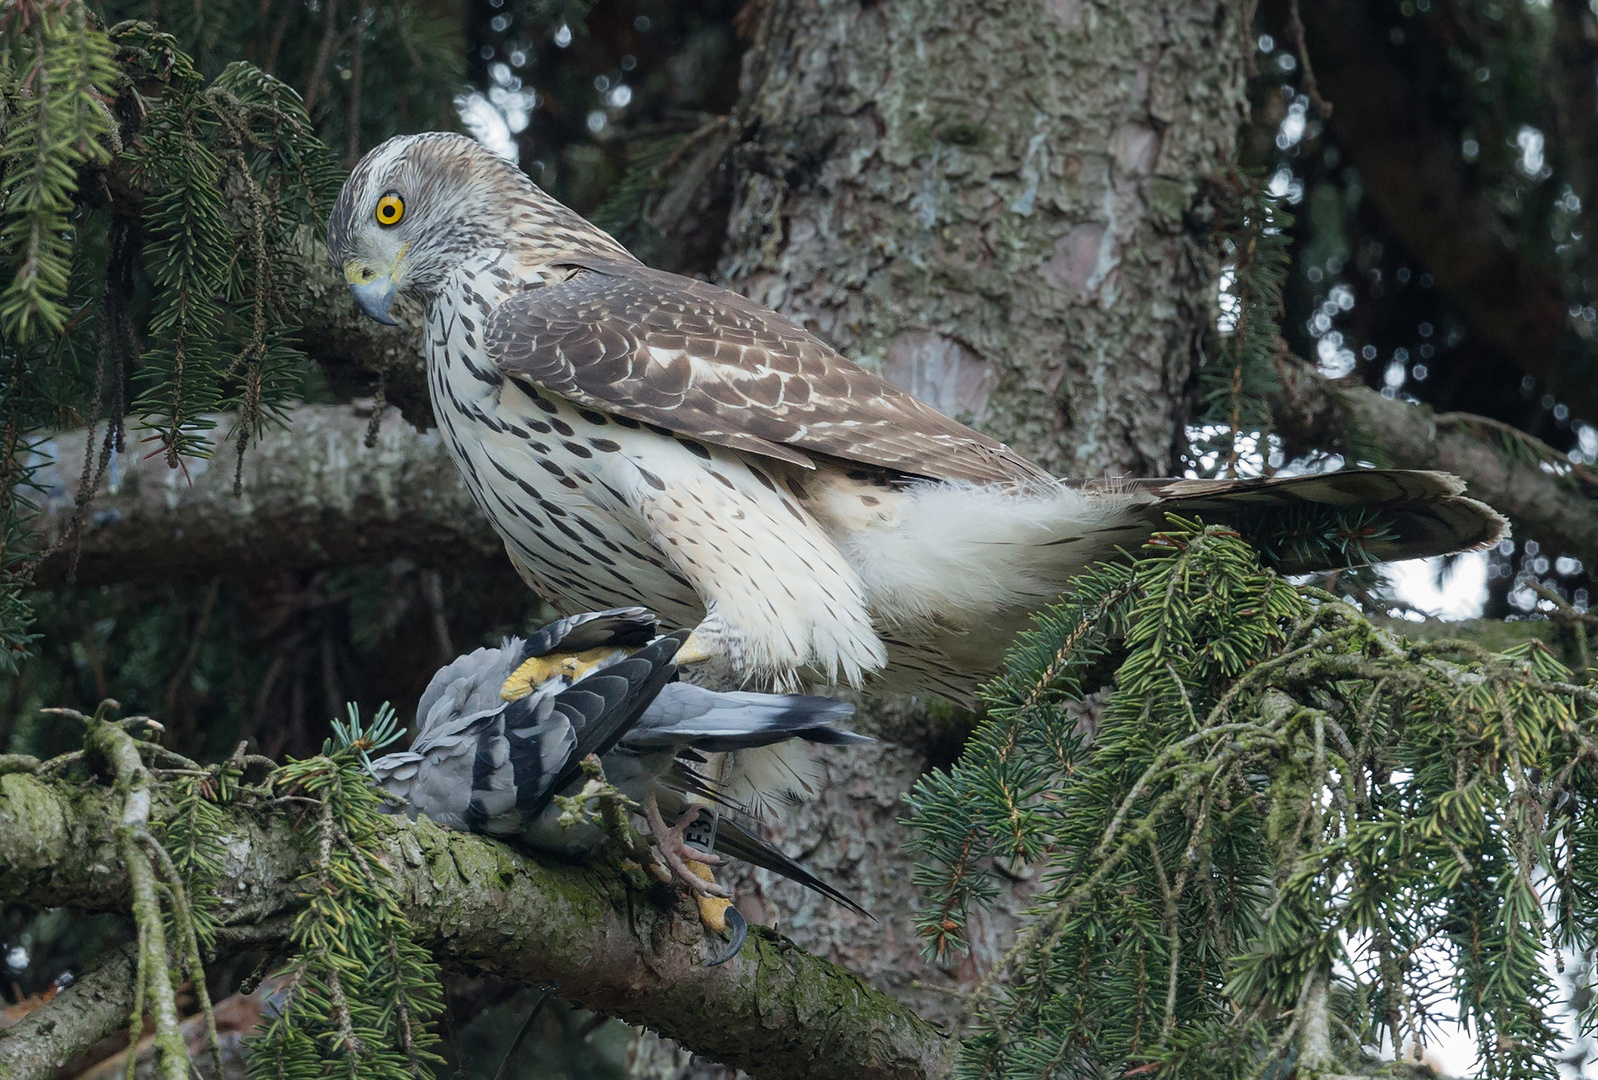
[[0, 0, 118, 340], [0, 755, 943, 1080], [910, 517, 1598, 1079]]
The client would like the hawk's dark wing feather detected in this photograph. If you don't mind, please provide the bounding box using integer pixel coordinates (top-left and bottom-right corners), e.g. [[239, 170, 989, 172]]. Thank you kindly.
[[483, 259, 1052, 485]]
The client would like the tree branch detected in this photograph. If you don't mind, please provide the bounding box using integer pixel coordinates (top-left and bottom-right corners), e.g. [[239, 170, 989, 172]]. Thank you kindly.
[[1270, 359, 1598, 564], [0, 945, 137, 1080], [30, 403, 504, 588], [0, 772, 945, 1080]]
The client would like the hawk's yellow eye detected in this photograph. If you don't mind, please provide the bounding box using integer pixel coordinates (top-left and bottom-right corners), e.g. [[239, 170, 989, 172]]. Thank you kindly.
[[375, 192, 405, 227]]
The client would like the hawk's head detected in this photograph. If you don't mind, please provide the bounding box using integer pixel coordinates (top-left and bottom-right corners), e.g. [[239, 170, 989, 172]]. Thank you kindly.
[[328, 132, 561, 324]]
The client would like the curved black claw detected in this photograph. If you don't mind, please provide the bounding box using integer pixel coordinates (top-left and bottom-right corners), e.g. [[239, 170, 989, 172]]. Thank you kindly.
[[704, 907, 747, 967]]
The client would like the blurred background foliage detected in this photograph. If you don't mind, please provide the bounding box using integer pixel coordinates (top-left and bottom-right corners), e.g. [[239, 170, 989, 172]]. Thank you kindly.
[[3, 0, 1598, 1076], [1251, 0, 1598, 618]]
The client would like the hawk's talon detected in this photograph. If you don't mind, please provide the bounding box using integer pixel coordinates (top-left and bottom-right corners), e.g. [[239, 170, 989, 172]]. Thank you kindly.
[[642, 792, 731, 899], [704, 906, 747, 967]]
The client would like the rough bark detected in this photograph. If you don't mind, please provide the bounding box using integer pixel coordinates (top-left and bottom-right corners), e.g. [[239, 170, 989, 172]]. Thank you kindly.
[[716, 0, 1252, 478], [0, 946, 137, 1080], [0, 772, 943, 1080]]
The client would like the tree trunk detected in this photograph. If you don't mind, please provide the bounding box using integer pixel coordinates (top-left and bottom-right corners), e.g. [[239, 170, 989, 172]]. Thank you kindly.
[[720, 0, 1249, 477], [635, 0, 1253, 1073]]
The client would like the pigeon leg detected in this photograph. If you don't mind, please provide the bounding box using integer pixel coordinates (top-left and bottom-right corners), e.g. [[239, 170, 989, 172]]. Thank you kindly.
[[642, 792, 727, 897], [499, 647, 622, 701], [647, 797, 746, 965]]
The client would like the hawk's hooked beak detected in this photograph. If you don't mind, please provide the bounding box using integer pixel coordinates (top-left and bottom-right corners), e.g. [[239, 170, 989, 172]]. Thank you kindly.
[[344, 261, 400, 326]]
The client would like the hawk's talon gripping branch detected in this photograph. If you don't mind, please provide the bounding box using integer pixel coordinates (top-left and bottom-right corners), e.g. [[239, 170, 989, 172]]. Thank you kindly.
[[641, 791, 750, 965], [706, 907, 748, 968], [665, 800, 749, 967], [641, 791, 729, 898]]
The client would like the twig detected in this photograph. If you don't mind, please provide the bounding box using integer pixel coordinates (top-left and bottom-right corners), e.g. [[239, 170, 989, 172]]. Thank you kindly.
[[86, 715, 190, 1080], [300, 0, 341, 114], [492, 986, 557, 1080], [135, 829, 225, 1079], [0, 945, 137, 1080], [163, 578, 221, 718], [1287, 0, 1333, 116]]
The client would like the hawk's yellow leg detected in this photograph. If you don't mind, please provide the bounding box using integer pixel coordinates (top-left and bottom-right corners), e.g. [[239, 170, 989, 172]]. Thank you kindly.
[[500, 646, 628, 701], [688, 862, 732, 933], [674, 631, 716, 666]]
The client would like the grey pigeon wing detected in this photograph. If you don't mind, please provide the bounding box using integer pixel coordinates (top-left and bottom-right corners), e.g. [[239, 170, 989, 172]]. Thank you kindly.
[[528, 630, 686, 815], [415, 640, 522, 737], [500, 694, 578, 816], [368, 750, 424, 807], [625, 684, 864, 752]]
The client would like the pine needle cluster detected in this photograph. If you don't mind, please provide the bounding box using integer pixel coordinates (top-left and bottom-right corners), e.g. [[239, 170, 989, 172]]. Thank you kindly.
[[117, 21, 342, 468], [0, 0, 119, 340], [248, 703, 444, 1080], [1191, 173, 1292, 479], [156, 757, 242, 952], [0, 5, 343, 670], [908, 517, 1598, 1079]]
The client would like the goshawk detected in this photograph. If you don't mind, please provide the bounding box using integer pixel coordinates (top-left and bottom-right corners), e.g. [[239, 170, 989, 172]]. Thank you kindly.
[[328, 133, 1508, 700]]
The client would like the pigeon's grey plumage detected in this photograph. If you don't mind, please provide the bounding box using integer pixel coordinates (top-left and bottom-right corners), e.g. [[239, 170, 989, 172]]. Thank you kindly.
[[370, 607, 869, 913]]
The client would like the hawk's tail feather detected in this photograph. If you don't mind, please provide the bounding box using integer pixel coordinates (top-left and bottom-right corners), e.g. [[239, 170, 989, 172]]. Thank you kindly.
[[1129, 470, 1509, 574], [851, 469, 1506, 632], [850, 468, 1507, 700]]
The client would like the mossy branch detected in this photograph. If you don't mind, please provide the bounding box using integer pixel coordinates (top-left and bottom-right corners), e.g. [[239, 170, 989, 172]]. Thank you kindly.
[[0, 763, 945, 1080], [0, 945, 137, 1080]]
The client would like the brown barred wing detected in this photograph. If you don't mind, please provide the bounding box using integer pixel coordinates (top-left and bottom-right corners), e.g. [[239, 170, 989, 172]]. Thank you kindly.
[[482, 259, 1052, 485]]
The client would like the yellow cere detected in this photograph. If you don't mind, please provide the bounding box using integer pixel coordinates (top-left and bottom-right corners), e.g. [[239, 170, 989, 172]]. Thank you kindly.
[[499, 646, 630, 701], [375, 192, 405, 227]]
